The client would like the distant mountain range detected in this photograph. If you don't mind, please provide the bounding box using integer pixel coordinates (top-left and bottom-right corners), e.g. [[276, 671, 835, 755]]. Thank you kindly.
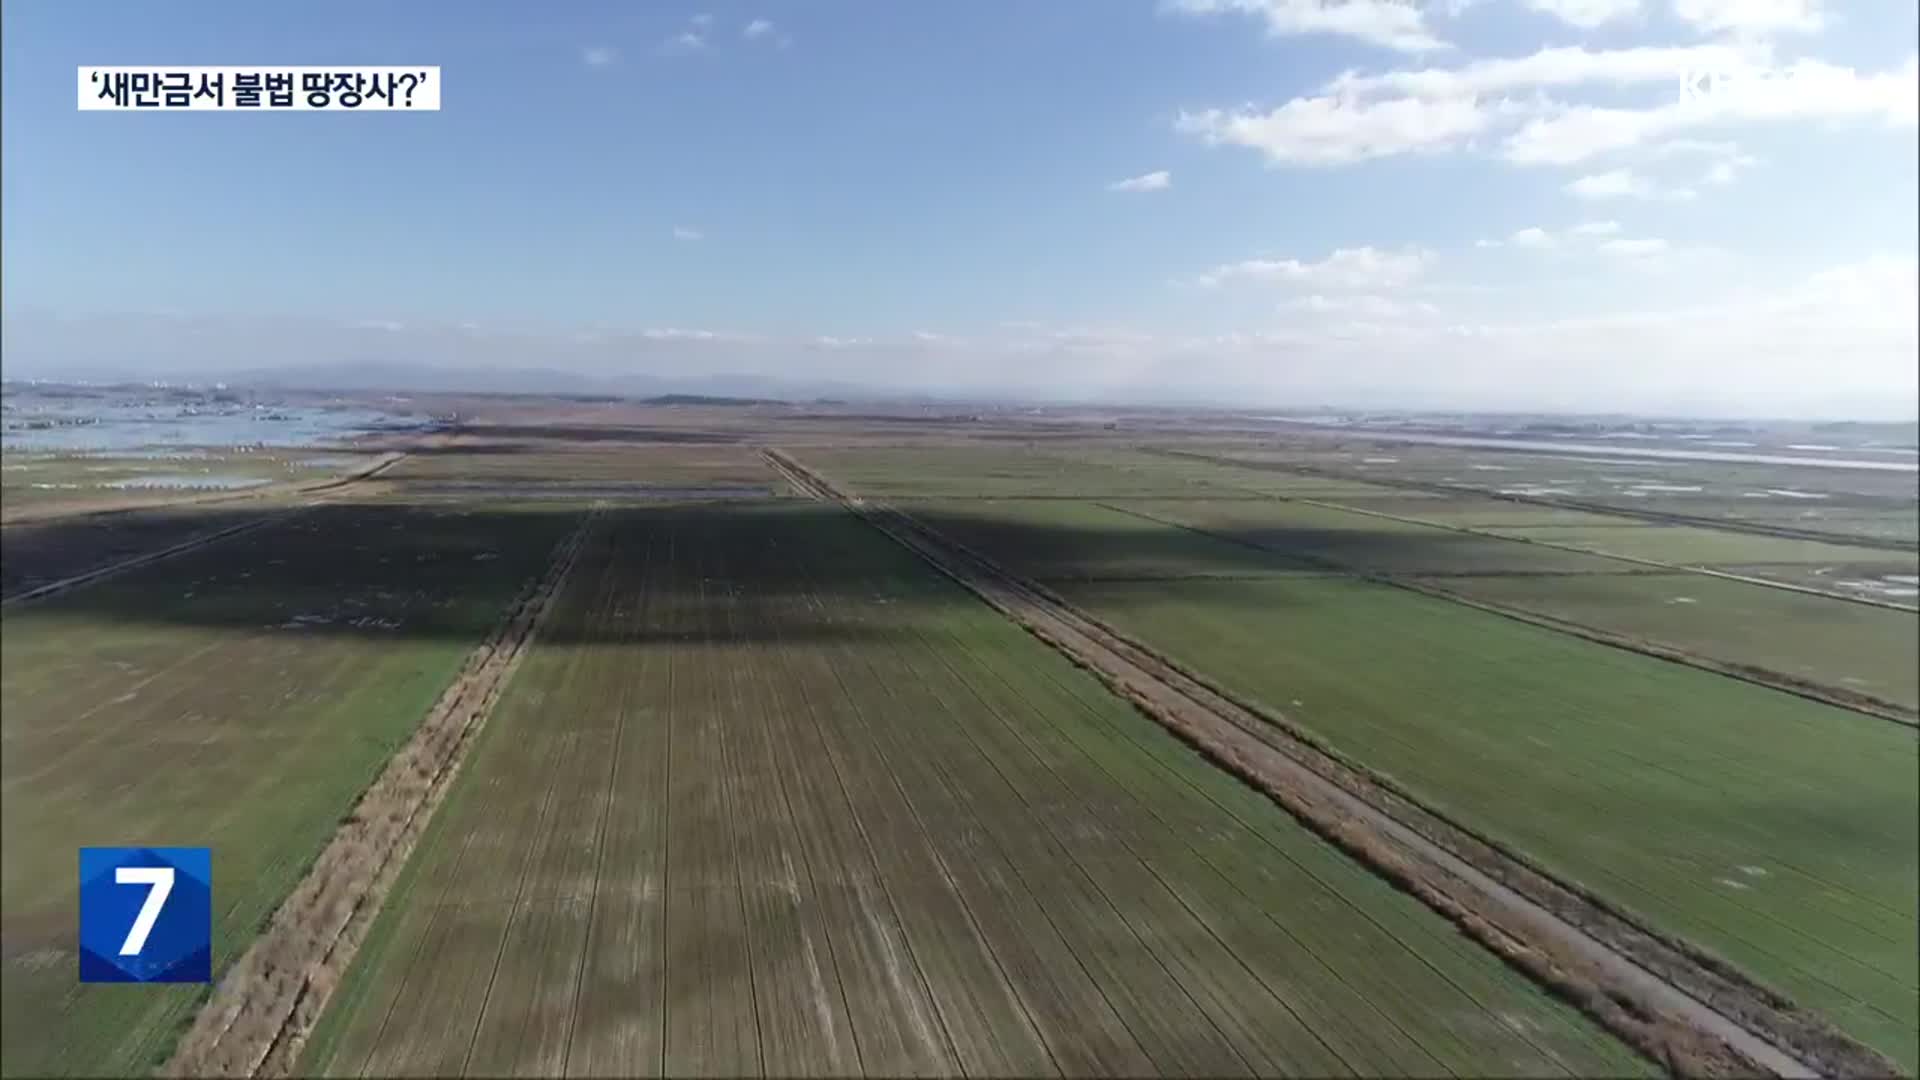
[[11, 360, 886, 404]]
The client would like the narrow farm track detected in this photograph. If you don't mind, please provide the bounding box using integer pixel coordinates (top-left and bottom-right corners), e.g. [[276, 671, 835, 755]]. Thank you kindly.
[[163, 507, 597, 1078], [766, 448, 1881, 1078], [1096, 500, 1918, 729]]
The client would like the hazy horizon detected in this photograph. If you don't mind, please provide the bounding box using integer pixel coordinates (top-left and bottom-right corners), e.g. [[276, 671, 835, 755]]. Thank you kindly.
[[4, 1, 1916, 420]]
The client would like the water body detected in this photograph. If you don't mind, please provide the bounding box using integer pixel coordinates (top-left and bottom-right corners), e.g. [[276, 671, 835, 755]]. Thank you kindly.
[[2, 384, 430, 453], [1259, 422, 1919, 473]]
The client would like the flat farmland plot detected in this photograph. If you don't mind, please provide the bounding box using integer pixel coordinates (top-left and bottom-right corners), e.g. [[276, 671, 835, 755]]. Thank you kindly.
[[1488, 523, 1916, 568], [387, 442, 779, 487], [1, 507, 278, 600], [1418, 572, 1920, 710], [894, 498, 1312, 582], [1722, 508, 1920, 545], [0, 503, 578, 1078], [1070, 448, 1420, 501], [798, 447, 1205, 499], [901, 498, 1918, 1066], [303, 501, 1646, 1077], [1324, 498, 1648, 531], [1122, 446, 1920, 547], [1095, 498, 1623, 576], [1090, 498, 1917, 709]]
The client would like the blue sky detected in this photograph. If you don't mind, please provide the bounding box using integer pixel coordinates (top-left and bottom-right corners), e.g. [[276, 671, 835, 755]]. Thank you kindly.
[[3, 0, 1916, 416]]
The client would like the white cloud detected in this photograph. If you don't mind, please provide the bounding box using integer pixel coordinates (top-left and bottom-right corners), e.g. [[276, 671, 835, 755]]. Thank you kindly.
[[1510, 226, 1557, 248], [582, 46, 618, 67], [1504, 55, 1917, 164], [9, 258, 1912, 417], [1524, 0, 1641, 29], [1647, 137, 1744, 156], [1162, 0, 1449, 53], [1599, 236, 1669, 256], [1108, 170, 1172, 192], [1281, 49, 1914, 170], [1286, 293, 1441, 316], [1566, 168, 1668, 199], [672, 226, 704, 241], [1700, 149, 1760, 184], [742, 18, 790, 45], [1325, 43, 1760, 99], [1673, 0, 1824, 36], [1196, 245, 1435, 289], [1176, 95, 1489, 165], [662, 15, 713, 53], [1478, 220, 1631, 247]]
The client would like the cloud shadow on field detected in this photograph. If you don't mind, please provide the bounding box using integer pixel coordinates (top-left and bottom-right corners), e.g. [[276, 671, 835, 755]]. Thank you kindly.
[[5, 502, 912, 647], [413, 423, 745, 447], [0, 484, 1664, 647]]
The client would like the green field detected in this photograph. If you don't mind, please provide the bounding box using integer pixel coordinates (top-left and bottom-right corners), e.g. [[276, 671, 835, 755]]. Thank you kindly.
[[1110, 497, 1627, 575], [871, 491, 1919, 1068], [1485, 522, 1917, 568], [1135, 443, 1920, 547], [798, 446, 1208, 499], [0, 503, 576, 1078], [6, 429, 1914, 1076], [384, 440, 781, 488], [302, 501, 1647, 1078], [1412, 571, 1920, 709], [1075, 496, 1919, 710]]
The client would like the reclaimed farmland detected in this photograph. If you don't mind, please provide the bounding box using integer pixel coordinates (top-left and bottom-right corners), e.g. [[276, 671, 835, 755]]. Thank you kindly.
[[0, 503, 579, 1078], [1094, 495, 1919, 713], [879, 490, 1918, 1068], [301, 501, 1648, 1077]]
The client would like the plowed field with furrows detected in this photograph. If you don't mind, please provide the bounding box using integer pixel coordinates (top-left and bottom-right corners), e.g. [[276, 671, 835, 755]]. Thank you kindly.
[[302, 502, 1647, 1077]]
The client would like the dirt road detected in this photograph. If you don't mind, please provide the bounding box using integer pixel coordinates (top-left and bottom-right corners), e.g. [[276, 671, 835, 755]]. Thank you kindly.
[[163, 509, 598, 1078], [767, 447, 1886, 1079]]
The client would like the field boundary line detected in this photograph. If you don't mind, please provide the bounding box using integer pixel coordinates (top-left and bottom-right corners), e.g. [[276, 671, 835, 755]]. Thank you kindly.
[[2, 451, 418, 607], [924, 605, 1588, 1075], [0, 449, 411, 528], [765, 448, 1894, 1080], [162, 506, 599, 1079], [1135, 448, 1919, 614], [1096, 501, 1918, 730], [1, 511, 293, 608], [1146, 447, 1919, 555]]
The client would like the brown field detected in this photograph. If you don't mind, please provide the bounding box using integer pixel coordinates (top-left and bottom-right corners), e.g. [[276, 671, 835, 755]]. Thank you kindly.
[[6, 401, 1914, 1077]]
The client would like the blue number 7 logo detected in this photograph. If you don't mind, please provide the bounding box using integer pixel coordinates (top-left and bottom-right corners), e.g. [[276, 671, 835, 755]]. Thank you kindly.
[[78, 847, 211, 983]]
